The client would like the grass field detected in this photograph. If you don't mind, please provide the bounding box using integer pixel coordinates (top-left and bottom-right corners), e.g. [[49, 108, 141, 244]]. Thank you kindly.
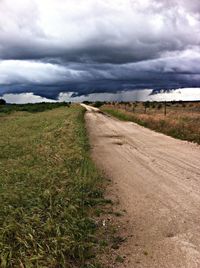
[[102, 102, 200, 144], [0, 105, 107, 267]]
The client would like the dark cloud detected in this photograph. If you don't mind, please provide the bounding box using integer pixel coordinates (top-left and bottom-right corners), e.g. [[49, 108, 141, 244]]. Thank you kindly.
[[0, 0, 200, 99]]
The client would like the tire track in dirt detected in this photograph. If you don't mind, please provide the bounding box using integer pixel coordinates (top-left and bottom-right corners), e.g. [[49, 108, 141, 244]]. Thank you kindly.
[[82, 104, 200, 268]]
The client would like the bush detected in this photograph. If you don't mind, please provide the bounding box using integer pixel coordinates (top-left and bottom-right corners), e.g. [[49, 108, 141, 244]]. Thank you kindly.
[[143, 101, 150, 108], [93, 101, 104, 108], [82, 101, 91, 105], [0, 99, 6, 105]]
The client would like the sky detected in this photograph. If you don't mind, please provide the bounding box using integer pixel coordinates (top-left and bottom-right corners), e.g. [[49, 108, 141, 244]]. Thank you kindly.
[[0, 0, 200, 102]]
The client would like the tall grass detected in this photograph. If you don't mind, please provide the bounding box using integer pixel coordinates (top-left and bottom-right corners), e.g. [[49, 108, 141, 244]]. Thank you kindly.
[[0, 105, 105, 267]]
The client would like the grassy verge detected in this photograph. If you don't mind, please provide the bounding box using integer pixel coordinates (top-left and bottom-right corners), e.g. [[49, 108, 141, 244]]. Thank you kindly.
[[102, 106, 200, 144], [0, 105, 107, 267]]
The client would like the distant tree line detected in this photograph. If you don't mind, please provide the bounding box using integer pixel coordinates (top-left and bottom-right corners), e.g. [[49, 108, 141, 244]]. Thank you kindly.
[[0, 102, 71, 114]]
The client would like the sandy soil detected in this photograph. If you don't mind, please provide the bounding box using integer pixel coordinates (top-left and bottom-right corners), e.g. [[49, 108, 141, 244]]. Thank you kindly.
[[82, 104, 200, 268]]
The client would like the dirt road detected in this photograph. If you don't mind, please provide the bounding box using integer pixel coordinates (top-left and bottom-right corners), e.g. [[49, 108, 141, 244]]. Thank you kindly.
[[82, 104, 200, 268]]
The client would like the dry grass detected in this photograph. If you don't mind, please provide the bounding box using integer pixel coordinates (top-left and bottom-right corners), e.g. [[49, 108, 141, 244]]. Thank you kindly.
[[102, 102, 200, 144]]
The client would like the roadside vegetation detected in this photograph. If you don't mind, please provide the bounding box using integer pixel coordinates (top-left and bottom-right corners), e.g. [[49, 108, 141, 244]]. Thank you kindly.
[[101, 101, 200, 144], [0, 104, 110, 267], [0, 102, 70, 115]]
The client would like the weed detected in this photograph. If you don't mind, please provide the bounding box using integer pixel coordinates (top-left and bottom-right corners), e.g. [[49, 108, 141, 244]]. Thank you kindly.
[[111, 236, 126, 249], [99, 240, 108, 247], [115, 255, 125, 263]]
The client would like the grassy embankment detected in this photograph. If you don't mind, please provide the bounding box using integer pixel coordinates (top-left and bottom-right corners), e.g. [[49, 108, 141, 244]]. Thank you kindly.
[[102, 102, 200, 144], [0, 104, 108, 267]]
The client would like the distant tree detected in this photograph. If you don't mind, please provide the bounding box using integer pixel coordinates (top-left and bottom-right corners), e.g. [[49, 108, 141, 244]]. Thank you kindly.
[[93, 101, 103, 108], [143, 101, 150, 113], [82, 101, 91, 105], [144, 101, 150, 108], [0, 99, 6, 105]]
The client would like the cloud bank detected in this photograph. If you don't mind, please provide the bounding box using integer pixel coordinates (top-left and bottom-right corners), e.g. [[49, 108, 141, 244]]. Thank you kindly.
[[2, 88, 200, 104], [0, 0, 200, 100]]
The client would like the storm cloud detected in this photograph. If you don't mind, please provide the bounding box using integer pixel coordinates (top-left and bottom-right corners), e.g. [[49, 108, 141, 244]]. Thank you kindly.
[[0, 0, 200, 100]]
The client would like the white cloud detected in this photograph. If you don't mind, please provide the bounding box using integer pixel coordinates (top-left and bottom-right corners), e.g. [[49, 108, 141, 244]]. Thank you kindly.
[[2, 93, 55, 104], [58, 88, 200, 102], [149, 88, 200, 102], [2, 88, 200, 103], [0, 0, 200, 61], [0, 60, 90, 85]]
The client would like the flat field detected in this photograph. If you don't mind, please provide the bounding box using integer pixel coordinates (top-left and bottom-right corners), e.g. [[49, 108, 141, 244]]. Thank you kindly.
[[0, 104, 105, 267]]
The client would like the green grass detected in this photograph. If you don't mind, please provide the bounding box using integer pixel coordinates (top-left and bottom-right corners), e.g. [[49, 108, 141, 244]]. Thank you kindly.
[[0, 105, 105, 267], [102, 108, 135, 122]]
